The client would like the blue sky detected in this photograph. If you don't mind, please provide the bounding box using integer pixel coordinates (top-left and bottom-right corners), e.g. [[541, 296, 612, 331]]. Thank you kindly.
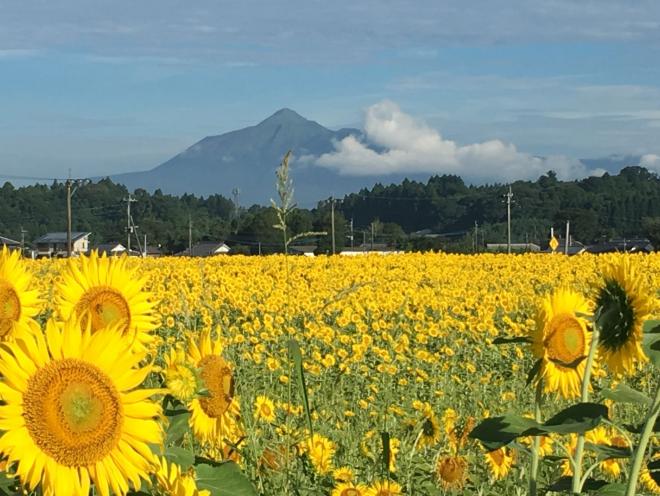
[[2, 0, 660, 180]]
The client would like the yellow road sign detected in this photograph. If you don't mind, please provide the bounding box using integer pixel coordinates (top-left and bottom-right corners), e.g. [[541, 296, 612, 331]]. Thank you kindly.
[[549, 235, 559, 252]]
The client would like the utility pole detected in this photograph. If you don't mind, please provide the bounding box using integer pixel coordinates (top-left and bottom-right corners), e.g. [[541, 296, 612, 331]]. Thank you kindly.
[[505, 186, 514, 254], [232, 187, 240, 234], [66, 179, 73, 257], [564, 220, 570, 255], [188, 214, 193, 255], [474, 221, 478, 253], [20, 227, 27, 256], [330, 197, 336, 255], [123, 194, 137, 254], [349, 218, 354, 249], [371, 222, 375, 251], [143, 234, 147, 257]]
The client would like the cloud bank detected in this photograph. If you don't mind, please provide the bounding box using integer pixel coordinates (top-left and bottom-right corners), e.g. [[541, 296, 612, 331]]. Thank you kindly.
[[315, 101, 595, 182], [640, 154, 660, 173]]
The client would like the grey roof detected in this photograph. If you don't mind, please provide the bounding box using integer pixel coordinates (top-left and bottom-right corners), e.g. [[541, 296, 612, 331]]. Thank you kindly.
[[34, 232, 91, 243], [177, 241, 230, 257], [0, 235, 20, 246]]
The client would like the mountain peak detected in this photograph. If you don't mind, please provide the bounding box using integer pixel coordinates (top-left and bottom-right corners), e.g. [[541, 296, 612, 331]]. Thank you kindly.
[[258, 108, 309, 126]]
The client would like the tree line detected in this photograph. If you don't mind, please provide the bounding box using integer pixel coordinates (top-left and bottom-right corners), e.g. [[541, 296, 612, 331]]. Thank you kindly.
[[1, 166, 659, 254]]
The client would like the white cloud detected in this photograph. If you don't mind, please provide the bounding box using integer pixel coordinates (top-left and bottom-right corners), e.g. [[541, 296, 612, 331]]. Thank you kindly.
[[315, 101, 591, 182], [640, 153, 660, 172]]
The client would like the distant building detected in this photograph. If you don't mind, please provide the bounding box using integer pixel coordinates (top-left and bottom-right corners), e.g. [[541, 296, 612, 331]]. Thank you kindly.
[[177, 241, 230, 257], [34, 232, 91, 258], [95, 242, 127, 257], [0, 235, 21, 251], [586, 238, 654, 254], [289, 245, 317, 257], [144, 245, 163, 257], [486, 243, 541, 253], [340, 243, 402, 256]]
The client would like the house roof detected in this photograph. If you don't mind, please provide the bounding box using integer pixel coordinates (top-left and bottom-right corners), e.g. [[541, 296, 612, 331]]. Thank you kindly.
[[34, 232, 91, 243], [177, 241, 230, 257], [95, 242, 126, 253], [0, 235, 20, 246]]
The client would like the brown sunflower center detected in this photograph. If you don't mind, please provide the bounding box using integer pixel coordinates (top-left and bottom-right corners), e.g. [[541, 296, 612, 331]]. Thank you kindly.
[[341, 489, 360, 496], [544, 313, 585, 367], [0, 281, 20, 337], [261, 403, 272, 417], [75, 286, 131, 333], [23, 358, 123, 466], [198, 355, 234, 418], [436, 456, 467, 487], [489, 448, 505, 465]]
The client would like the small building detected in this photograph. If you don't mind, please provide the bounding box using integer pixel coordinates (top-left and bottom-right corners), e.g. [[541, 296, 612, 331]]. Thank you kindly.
[[34, 232, 91, 258], [340, 243, 402, 256], [177, 241, 230, 257], [0, 235, 21, 251], [95, 242, 127, 257], [144, 245, 163, 257], [289, 244, 317, 257], [486, 243, 541, 253]]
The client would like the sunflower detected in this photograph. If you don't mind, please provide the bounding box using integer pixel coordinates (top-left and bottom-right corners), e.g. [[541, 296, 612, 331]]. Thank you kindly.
[[586, 426, 629, 478], [163, 347, 201, 404], [365, 480, 402, 496], [155, 456, 210, 496], [418, 411, 441, 449], [186, 329, 240, 447], [332, 481, 368, 496], [0, 316, 162, 496], [435, 455, 468, 490], [595, 257, 654, 375], [530, 289, 592, 399], [254, 395, 276, 423], [333, 466, 355, 483], [302, 433, 336, 475], [56, 251, 157, 347], [0, 246, 40, 340], [640, 453, 660, 494], [484, 446, 515, 480]]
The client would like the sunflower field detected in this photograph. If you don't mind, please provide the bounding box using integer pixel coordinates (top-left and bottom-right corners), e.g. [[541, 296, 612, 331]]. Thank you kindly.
[[0, 247, 659, 496]]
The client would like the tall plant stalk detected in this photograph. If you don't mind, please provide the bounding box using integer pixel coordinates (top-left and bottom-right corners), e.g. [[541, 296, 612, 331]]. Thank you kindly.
[[624, 383, 660, 496], [571, 323, 600, 494], [529, 380, 543, 496]]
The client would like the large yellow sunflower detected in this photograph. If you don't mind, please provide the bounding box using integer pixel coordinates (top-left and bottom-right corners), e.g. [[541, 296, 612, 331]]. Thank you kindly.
[[484, 446, 515, 480], [0, 316, 163, 496], [530, 289, 592, 399], [595, 257, 654, 375], [186, 330, 241, 448], [56, 251, 157, 347], [0, 246, 40, 340]]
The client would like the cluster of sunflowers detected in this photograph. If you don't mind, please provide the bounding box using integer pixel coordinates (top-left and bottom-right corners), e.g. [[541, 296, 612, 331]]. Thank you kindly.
[[472, 257, 660, 496], [0, 246, 658, 495]]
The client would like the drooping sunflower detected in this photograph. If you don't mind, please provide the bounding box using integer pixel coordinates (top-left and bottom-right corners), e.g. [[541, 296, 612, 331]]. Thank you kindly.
[[0, 316, 163, 496], [594, 257, 654, 375], [0, 246, 41, 340], [155, 456, 210, 496], [530, 289, 592, 399], [186, 329, 240, 447], [435, 455, 468, 491], [56, 251, 157, 346], [484, 446, 515, 480]]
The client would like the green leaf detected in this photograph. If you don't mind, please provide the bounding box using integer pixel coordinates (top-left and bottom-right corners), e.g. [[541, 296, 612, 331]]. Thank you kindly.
[[601, 383, 652, 405], [470, 403, 608, 450], [288, 339, 313, 438], [492, 336, 531, 345], [643, 320, 660, 369], [469, 414, 539, 450], [165, 446, 195, 471], [196, 461, 258, 496], [165, 410, 191, 446], [585, 442, 632, 461], [381, 431, 391, 475], [0, 474, 17, 496], [592, 482, 626, 495], [541, 402, 609, 435], [546, 476, 610, 493]]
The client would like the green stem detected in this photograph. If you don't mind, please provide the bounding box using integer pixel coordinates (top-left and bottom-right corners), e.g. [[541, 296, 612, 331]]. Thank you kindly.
[[624, 383, 660, 496], [530, 380, 543, 496], [571, 323, 600, 494]]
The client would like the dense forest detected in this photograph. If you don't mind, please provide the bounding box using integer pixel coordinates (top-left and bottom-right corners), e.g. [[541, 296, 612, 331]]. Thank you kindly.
[[1, 166, 659, 254]]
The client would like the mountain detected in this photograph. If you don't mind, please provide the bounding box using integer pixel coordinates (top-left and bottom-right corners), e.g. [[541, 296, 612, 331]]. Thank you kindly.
[[110, 109, 385, 205], [580, 154, 643, 174]]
